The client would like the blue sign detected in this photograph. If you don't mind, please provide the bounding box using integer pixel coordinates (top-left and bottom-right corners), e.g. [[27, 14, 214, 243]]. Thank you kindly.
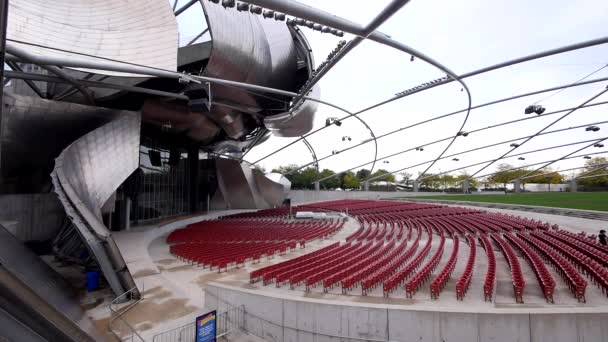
[[195, 310, 216, 342]]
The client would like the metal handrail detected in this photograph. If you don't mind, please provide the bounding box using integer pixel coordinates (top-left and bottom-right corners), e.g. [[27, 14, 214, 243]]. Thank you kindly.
[[109, 284, 145, 342], [204, 290, 399, 342], [152, 305, 245, 342]]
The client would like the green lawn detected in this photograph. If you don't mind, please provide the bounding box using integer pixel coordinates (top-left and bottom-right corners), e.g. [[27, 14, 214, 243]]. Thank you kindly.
[[404, 192, 608, 212]]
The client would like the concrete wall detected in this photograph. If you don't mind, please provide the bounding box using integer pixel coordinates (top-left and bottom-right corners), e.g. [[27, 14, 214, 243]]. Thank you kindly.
[[205, 284, 608, 342], [288, 191, 443, 205], [0, 193, 65, 242]]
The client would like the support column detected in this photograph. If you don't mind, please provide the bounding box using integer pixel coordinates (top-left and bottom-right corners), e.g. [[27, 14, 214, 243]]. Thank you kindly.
[[188, 145, 200, 213], [514, 178, 522, 193], [570, 179, 577, 192], [124, 197, 131, 231], [0, 0, 8, 167], [413, 180, 419, 192], [462, 180, 469, 194], [363, 181, 369, 192], [314, 181, 320, 191]]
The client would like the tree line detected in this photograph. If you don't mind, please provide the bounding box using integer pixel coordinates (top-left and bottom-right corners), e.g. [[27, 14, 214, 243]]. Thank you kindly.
[[270, 157, 608, 191]]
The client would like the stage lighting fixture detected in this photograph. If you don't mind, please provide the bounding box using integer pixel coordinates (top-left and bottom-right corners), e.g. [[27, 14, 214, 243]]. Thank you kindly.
[[222, 0, 235, 8], [525, 105, 545, 115], [236, 3, 249, 11]]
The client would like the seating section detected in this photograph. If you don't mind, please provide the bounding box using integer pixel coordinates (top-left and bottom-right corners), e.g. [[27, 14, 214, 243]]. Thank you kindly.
[[455, 235, 476, 300], [430, 235, 459, 299], [479, 234, 496, 301], [165, 199, 604, 304], [492, 234, 525, 303], [168, 216, 344, 272], [505, 233, 555, 303]]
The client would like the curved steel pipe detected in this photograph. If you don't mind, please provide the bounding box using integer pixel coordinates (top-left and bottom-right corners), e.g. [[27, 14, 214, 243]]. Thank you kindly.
[[317, 115, 608, 183], [509, 138, 608, 182], [363, 133, 608, 184], [464, 86, 608, 181], [302, 137, 319, 174], [412, 138, 608, 183]]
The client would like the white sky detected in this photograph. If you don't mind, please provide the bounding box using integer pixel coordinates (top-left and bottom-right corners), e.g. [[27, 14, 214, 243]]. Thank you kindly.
[[174, 0, 608, 181]]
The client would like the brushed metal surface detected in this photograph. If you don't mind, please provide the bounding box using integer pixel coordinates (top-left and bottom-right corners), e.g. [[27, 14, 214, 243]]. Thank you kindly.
[[264, 83, 319, 137], [253, 169, 285, 207], [1, 92, 123, 188], [213, 157, 288, 209], [52, 112, 141, 297], [7, 0, 178, 76], [200, 0, 314, 139]]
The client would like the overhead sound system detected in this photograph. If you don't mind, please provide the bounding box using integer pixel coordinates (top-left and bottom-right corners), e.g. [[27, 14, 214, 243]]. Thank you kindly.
[[148, 150, 162, 167]]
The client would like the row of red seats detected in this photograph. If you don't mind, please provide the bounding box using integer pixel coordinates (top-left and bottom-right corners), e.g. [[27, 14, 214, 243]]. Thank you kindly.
[[455, 235, 476, 300], [168, 219, 342, 244], [360, 227, 422, 295], [275, 242, 363, 286], [492, 234, 525, 303], [383, 225, 434, 296], [520, 233, 587, 302], [171, 241, 293, 271], [304, 242, 378, 290], [430, 235, 460, 299], [551, 231, 608, 267], [505, 234, 556, 303], [250, 242, 340, 283], [341, 238, 405, 293], [406, 233, 446, 298], [322, 241, 395, 292], [479, 234, 496, 301], [530, 232, 606, 297]]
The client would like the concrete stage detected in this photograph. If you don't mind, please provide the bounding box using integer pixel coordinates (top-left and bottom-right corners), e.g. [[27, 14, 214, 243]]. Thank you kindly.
[[82, 206, 608, 341]]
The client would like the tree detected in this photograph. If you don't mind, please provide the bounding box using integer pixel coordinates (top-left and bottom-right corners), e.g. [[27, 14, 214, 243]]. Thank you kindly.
[[578, 157, 608, 188], [253, 164, 266, 173], [356, 168, 371, 181], [319, 169, 340, 189], [272, 164, 303, 188], [399, 171, 413, 185], [342, 172, 361, 189], [370, 169, 396, 183], [419, 173, 441, 190], [488, 163, 530, 188]]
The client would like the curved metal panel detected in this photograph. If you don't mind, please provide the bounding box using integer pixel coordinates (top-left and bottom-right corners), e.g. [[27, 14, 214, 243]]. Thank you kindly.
[[7, 0, 178, 76], [199, 1, 314, 139], [52, 111, 141, 297], [1, 92, 123, 187], [213, 158, 288, 209], [253, 170, 286, 207], [264, 84, 319, 137]]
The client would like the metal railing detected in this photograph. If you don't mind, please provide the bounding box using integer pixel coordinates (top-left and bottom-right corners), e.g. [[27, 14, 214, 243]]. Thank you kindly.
[[109, 285, 145, 342], [152, 305, 245, 342]]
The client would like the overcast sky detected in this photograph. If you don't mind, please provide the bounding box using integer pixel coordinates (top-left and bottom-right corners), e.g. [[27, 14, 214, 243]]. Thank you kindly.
[[175, 0, 608, 181]]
